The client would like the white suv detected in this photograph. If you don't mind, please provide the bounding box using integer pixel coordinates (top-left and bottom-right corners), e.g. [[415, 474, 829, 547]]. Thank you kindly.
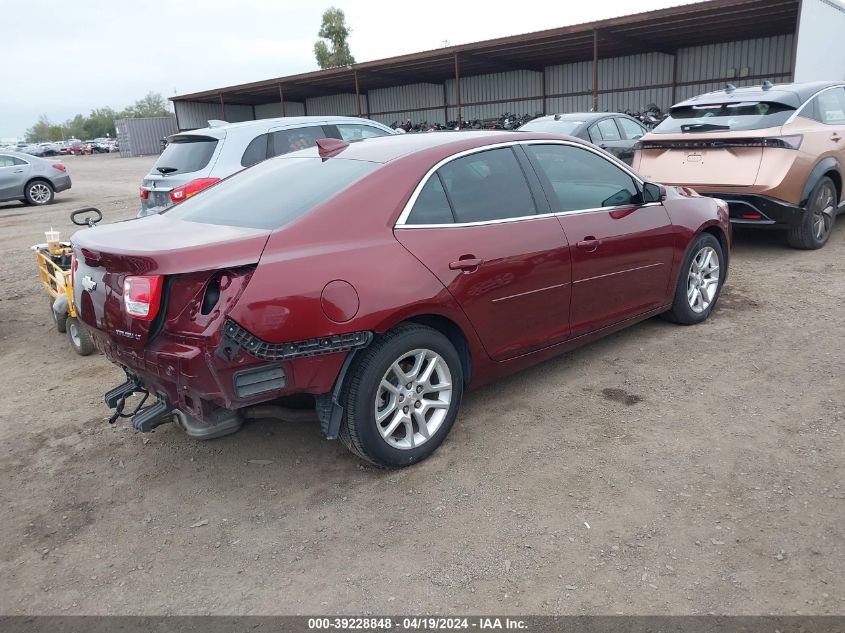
[[139, 116, 396, 216]]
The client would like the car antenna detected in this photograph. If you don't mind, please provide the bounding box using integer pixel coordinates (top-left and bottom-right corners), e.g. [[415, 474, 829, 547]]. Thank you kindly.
[[554, 113, 561, 120], [724, 83, 737, 94], [761, 80, 773, 91]]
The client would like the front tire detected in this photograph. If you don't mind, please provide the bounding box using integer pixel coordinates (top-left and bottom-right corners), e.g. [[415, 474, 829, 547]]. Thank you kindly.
[[66, 317, 95, 356], [25, 180, 54, 206], [340, 324, 464, 468], [788, 176, 837, 249], [662, 233, 725, 325]]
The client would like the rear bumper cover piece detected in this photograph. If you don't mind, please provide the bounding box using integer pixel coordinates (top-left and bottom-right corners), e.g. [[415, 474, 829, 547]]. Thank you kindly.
[[699, 193, 804, 227]]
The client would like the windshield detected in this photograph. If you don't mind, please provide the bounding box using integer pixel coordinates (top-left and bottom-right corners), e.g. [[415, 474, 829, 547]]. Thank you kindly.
[[165, 156, 379, 230], [153, 135, 219, 174], [518, 120, 584, 135], [653, 101, 795, 133]]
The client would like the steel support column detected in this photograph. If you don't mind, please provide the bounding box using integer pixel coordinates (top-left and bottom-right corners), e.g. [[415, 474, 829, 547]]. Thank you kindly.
[[542, 68, 547, 115], [671, 53, 678, 104], [592, 30, 599, 111], [354, 71, 362, 117], [278, 84, 285, 116], [219, 93, 225, 119], [454, 54, 462, 128]]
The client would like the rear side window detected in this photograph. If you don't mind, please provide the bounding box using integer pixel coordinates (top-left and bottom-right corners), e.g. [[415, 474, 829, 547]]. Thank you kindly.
[[335, 124, 392, 141], [0, 155, 16, 167], [812, 89, 845, 125], [617, 117, 646, 140], [154, 136, 218, 174], [596, 119, 621, 141], [654, 101, 795, 133], [270, 127, 325, 157], [164, 157, 378, 230], [241, 133, 269, 167], [437, 148, 536, 223], [406, 175, 454, 225]]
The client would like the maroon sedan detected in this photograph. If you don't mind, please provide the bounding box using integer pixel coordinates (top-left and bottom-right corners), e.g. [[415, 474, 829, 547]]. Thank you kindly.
[[72, 132, 730, 468]]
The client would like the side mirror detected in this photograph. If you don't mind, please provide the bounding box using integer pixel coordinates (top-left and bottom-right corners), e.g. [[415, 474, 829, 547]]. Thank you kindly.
[[642, 182, 665, 203]]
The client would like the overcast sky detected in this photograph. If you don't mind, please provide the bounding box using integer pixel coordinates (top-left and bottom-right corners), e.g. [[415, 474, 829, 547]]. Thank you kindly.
[[1, 0, 698, 139]]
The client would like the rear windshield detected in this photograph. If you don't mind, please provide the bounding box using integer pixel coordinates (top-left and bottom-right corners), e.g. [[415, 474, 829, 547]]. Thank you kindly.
[[164, 156, 379, 229], [154, 135, 219, 174], [653, 101, 795, 133], [519, 120, 584, 135]]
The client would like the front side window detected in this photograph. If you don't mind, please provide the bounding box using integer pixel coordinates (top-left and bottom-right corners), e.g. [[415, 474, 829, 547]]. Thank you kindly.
[[270, 126, 325, 157], [617, 117, 646, 140], [812, 88, 845, 125], [335, 124, 391, 141], [526, 144, 639, 211], [406, 175, 454, 225], [596, 119, 622, 141], [437, 148, 536, 223]]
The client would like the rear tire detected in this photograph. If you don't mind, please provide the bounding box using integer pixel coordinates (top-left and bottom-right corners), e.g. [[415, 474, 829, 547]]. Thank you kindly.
[[66, 317, 95, 356], [340, 324, 463, 468], [25, 180, 54, 206], [788, 176, 836, 250], [50, 299, 67, 333], [662, 233, 725, 325]]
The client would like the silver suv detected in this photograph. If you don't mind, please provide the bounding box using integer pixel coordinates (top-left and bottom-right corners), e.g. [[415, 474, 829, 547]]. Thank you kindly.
[[139, 116, 396, 216]]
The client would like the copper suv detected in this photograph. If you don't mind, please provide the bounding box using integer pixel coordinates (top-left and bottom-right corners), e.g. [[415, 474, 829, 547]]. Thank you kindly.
[[634, 81, 845, 249]]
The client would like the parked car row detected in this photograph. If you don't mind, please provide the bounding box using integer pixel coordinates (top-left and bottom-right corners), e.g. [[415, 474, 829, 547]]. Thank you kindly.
[[64, 81, 842, 469], [2, 138, 119, 158]]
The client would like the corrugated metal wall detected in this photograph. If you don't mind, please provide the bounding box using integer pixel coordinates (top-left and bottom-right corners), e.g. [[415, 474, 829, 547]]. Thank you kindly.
[[174, 101, 253, 129], [115, 117, 178, 157], [305, 93, 369, 117], [172, 34, 795, 129], [254, 101, 306, 119]]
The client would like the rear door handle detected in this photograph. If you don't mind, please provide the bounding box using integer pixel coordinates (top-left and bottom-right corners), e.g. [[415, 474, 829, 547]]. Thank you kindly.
[[832, 133, 842, 142], [576, 237, 601, 253], [13, 169, 24, 173], [449, 256, 484, 271]]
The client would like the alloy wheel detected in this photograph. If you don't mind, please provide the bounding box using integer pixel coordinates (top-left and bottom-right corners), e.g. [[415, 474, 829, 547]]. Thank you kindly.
[[374, 348, 452, 450], [29, 183, 51, 204], [812, 182, 835, 242], [687, 245, 720, 313]]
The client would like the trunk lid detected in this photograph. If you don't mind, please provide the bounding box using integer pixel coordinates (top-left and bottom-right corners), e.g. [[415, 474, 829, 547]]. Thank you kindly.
[[71, 215, 270, 347]]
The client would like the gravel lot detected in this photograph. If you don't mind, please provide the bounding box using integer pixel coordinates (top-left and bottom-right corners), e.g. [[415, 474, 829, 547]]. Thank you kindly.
[[0, 153, 842, 615]]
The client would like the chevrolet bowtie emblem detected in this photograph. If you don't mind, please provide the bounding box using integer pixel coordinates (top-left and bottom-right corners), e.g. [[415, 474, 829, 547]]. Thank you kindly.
[[81, 275, 97, 292]]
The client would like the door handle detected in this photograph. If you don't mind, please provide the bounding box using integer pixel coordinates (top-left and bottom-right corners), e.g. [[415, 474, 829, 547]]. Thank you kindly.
[[576, 237, 601, 253], [449, 256, 484, 271], [832, 133, 842, 142], [13, 169, 24, 173]]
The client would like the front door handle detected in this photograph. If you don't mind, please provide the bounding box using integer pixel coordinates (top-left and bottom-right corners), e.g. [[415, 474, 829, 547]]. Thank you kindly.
[[832, 133, 842, 142], [449, 256, 484, 271], [576, 237, 601, 253]]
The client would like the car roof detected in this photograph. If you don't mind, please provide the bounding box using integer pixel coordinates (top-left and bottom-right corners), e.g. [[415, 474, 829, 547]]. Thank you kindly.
[[531, 112, 622, 123], [276, 130, 588, 165], [188, 115, 387, 134], [1, 150, 46, 161], [674, 80, 844, 109]]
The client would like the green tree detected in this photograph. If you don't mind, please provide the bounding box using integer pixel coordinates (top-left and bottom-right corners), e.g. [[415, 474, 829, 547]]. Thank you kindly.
[[314, 7, 355, 69], [121, 92, 171, 118], [83, 107, 119, 138], [25, 114, 53, 142]]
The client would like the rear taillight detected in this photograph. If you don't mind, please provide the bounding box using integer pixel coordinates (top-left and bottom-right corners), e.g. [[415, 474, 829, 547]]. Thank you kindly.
[[51, 163, 66, 171], [169, 178, 220, 203], [140, 187, 149, 200], [123, 275, 164, 321]]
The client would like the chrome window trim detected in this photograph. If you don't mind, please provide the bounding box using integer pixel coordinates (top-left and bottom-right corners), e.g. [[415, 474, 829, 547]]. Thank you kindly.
[[395, 139, 646, 228], [785, 84, 845, 124]]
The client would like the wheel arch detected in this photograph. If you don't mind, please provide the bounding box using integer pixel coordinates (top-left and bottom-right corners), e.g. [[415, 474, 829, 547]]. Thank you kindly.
[[24, 176, 54, 196], [800, 157, 841, 207], [401, 314, 472, 386], [700, 223, 730, 268]]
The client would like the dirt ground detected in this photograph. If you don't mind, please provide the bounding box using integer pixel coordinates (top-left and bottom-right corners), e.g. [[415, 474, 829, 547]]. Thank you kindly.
[[0, 153, 842, 616]]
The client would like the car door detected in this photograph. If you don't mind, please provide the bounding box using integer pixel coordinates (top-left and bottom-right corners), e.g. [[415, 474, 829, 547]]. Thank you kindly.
[[523, 142, 676, 338], [394, 146, 573, 361], [806, 87, 845, 182], [0, 155, 28, 200], [588, 118, 629, 162], [615, 117, 648, 165]]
